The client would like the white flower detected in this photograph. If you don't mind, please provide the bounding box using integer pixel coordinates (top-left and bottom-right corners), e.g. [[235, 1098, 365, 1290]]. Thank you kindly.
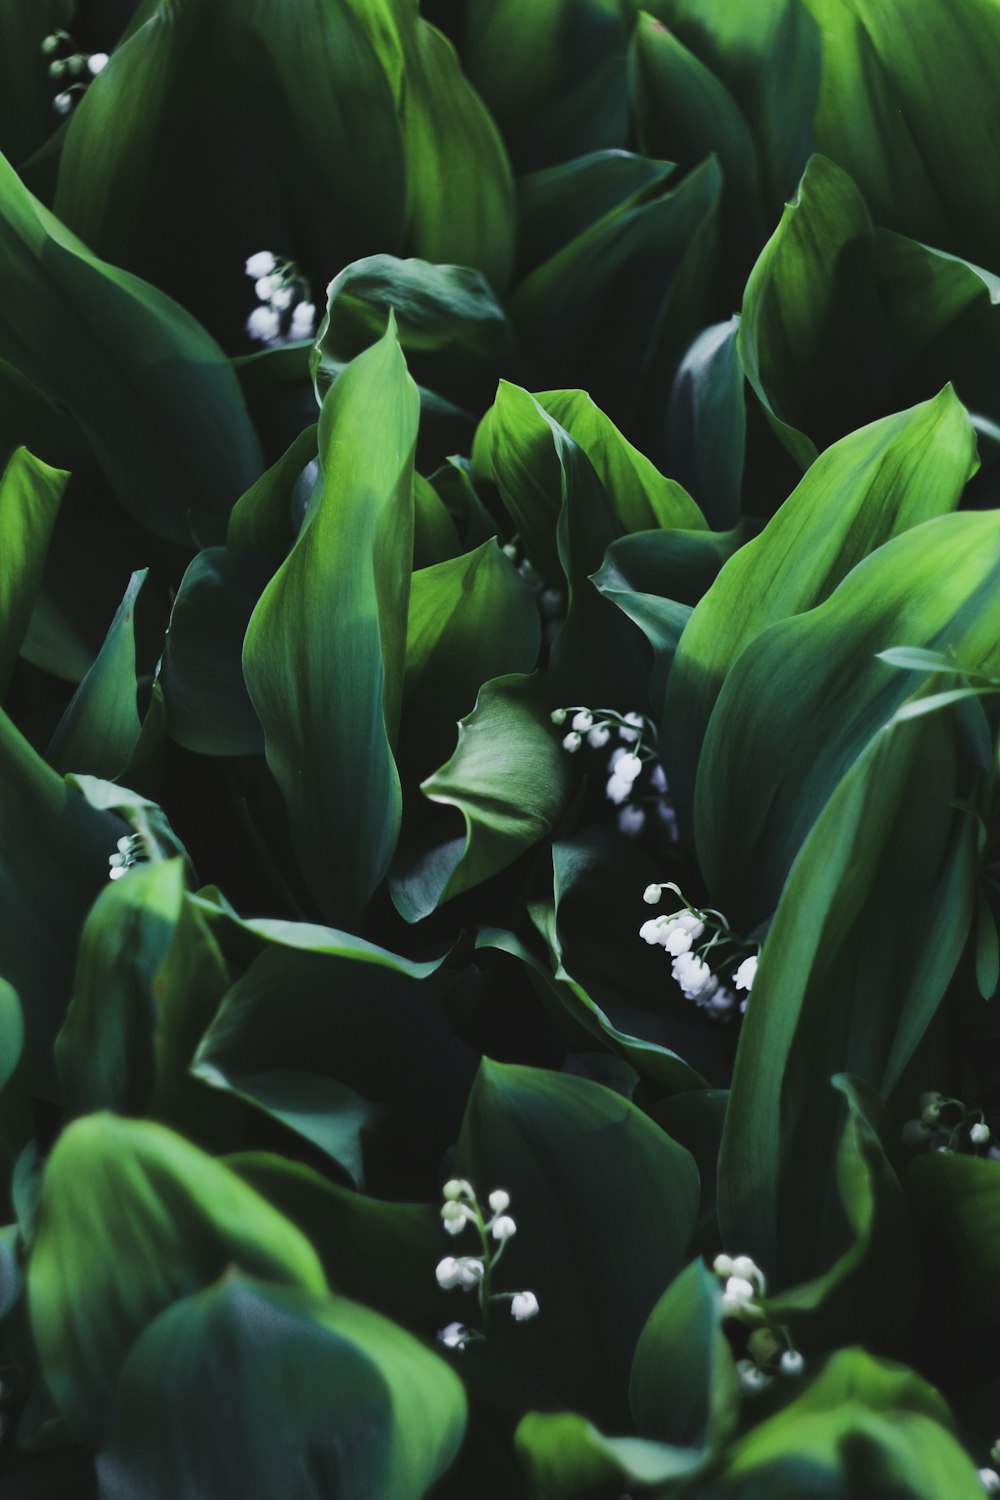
[[639, 918, 667, 945], [491, 1215, 516, 1241], [87, 51, 109, 74], [550, 708, 567, 725], [511, 1291, 539, 1321], [643, 884, 662, 905], [117, 836, 133, 854], [456, 1259, 485, 1290], [270, 285, 295, 311], [672, 952, 714, 999], [441, 1201, 471, 1232], [608, 747, 628, 771], [650, 763, 668, 794], [255, 275, 278, 301], [605, 772, 632, 805], [562, 731, 582, 753], [52, 91, 73, 115], [712, 1254, 734, 1278], [733, 955, 758, 992], [980, 1470, 1000, 1495], [615, 753, 643, 784], [779, 1350, 805, 1378], [660, 912, 705, 957], [245, 251, 277, 278], [618, 806, 645, 837], [488, 1189, 510, 1213], [438, 1321, 471, 1350], [587, 724, 610, 748], [246, 305, 281, 342], [730, 1256, 760, 1282], [619, 711, 644, 743], [108, 866, 127, 881], [571, 710, 594, 732], [442, 1179, 474, 1201], [442, 1215, 466, 1236], [722, 1276, 757, 1314], [436, 1256, 461, 1289], [290, 301, 317, 339], [971, 1122, 991, 1145], [703, 987, 736, 1021], [737, 1359, 770, 1395]]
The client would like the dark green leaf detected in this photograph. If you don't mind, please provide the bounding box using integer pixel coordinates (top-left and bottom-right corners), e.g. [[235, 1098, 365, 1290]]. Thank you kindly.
[[0, 446, 67, 700], [514, 1412, 701, 1500], [226, 425, 318, 556], [666, 317, 746, 529], [517, 152, 673, 272], [630, 1259, 739, 1449]]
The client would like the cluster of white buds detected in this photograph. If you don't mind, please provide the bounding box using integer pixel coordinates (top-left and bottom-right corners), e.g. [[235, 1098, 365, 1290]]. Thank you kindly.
[[901, 1091, 997, 1156], [244, 252, 316, 346], [551, 706, 678, 841], [41, 31, 108, 115], [435, 1180, 539, 1351], [108, 834, 146, 882], [640, 883, 757, 1023], [713, 1254, 804, 1395], [501, 541, 566, 649]]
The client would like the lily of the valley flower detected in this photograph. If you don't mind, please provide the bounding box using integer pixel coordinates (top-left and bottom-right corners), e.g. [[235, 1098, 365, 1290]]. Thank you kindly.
[[510, 1291, 539, 1321]]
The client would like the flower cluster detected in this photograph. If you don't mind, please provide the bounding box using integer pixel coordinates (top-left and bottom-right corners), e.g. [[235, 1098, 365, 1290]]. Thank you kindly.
[[435, 1180, 539, 1351], [900, 1091, 997, 1156], [108, 834, 147, 882], [501, 541, 566, 650], [551, 706, 678, 840], [640, 883, 758, 1022], [244, 252, 316, 346], [41, 30, 109, 115], [712, 1254, 804, 1395]]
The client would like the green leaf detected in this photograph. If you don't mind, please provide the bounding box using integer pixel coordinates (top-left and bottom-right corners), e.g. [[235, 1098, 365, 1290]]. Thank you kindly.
[[456, 1059, 699, 1425], [717, 700, 984, 1283], [402, 540, 539, 778], [226, 425, 318, 556], [666, 317, 746, 530], [511, 158, 722, 464], [696, 513, 1000, 922], [514, 1412, 701, 1500], [243, 322, 419, 927], [665, 387, 977, 844], [804, 0, 1000, 272], [391, 672, 572, 923], [517, 153, 674, 271], [0, 0, 73, 166], [45, 569, 147, 779], [629, 1259, 739, 1450], [0, 150, 261, 544], [97, 1276, 466, 1500], [908, 1151, 1000, 1356], [0, 713, 121, 1093], [464, 0, 628, 172], [629, 11, 765, 269], [0, 446, 67, 700], [28, 1113, 326, 1441], [738, 153, 892, 466], [161, 548, 272, 758], [623, 0, 821, 213]]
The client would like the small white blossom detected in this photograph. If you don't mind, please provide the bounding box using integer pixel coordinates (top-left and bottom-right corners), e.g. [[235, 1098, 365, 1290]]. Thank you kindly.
[[619, 711, 644, 743], [618, 806, 645, 837], [108, 865, 127, 880], [87, 51, 109, 74], [615, 753, 643, 784], [779, 1349, 805, 1377], [723, 1276, 756, 1310], [650, 763, 668, 793], [456, 1259, 485, 1290], [52, 91, 74, 115], [640, 918, 666, 945], [442, 1215, 467, 1236], [737, 1359, 771, 1395], [605, 772, 632, 805], [733, 954, 758, 992], [441, 1200, 472, 1231], [290, 301, 317, 339], [255, 275, 278, 301], [438, 1321, 471, 1350], [660, 912, 705, 957], [550, 708, 567, 725], [511, 1291, 539, 1321], [571, 710, 594, 732], [587, 724, 611, 749], [491, 1215, 517, 1242], [703, 987, 736, 1020], [971, 1122, 991, 1145], [270, 284, 295, 311], [730, 1256, 760, 1282], [980, 1470, 1000, 1495], [436, 1256, 461, 1289], [488, 1189, 510, 1213], [713, 1253, 734, 1278], [245, 251, 276, 278], [672, 951, 715, 999], [246, 305, 281, 343], [643, 884, 662, 905], [562, 731, 582, 753], [443, 1179, 474, 1201]]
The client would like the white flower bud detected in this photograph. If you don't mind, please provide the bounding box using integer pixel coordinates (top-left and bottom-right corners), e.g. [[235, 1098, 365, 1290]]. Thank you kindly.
[[712, 1253, 734, 1278], [562, 731, 583, 753], [979, 1470, 1000, 1494], [87, 52, 110, 74], [723, 1276, 756, 1312], [438, 1321, 471, 1350], [672, 952, 714, 999], [779, 1349, 805, 1377], [441, 1200, 469, 1224], [650, 763, 668, 793], [255, 275, 278, 301], [643, 884, 662, 905], [68, 54, 88, 76], [730, 1256, 759, 1281], [108, 865, 127, 880], [48, 59, 67, 78], [971, 1122, 991, 1145], [615, 753, 643, 783], [245, 251, 277, 278], [456, 1259, 485, 1290], [571, 710, 594, 732], [246, 305, 281, 342], [52, 91, 74, 115], [550, 708, 567, 725], [41, 34, 62, 56], [436, 1256, 461, 1289], [511, 1291, 539, 1321], [442, 1215, 466, 1236], [619, 711, 644, 743], [442, 1179, 474, 1201], [587, 724, 611, 748], [737, 1359, 770, 1395], [290, 301, 317, 339], [733, 955, 758, 992], [491, 1215, 516, 1241], [488, 1189, 510, 1213], [618, 806, 645, 837], [270, 285, 295, 311], [605, 772, 632, 805]]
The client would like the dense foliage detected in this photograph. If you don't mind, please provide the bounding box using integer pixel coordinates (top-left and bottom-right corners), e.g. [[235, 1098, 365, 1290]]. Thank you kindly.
[[3, 0, 1000, 1494]]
